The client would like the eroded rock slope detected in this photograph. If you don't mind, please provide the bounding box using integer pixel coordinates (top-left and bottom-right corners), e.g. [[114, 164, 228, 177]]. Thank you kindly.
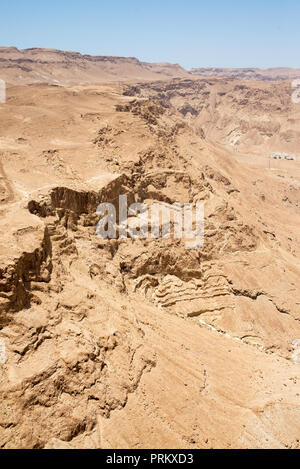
[[0, 79, 299, 448]]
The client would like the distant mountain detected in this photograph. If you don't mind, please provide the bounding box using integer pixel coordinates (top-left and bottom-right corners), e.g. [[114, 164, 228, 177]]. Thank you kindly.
[[0, 47, 298, 85], [190, 67, 300, 81], [0, 47, 188, 84]]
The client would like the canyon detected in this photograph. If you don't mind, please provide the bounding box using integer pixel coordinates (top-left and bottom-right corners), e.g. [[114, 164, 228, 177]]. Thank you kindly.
[[0, 48, 300, 449]]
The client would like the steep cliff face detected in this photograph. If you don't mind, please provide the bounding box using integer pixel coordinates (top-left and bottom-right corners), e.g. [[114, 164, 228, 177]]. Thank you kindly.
[[0, 226, 52, 318]]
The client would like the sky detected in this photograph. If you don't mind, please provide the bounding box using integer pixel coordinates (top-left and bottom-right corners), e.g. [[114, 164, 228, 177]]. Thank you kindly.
[[0, 0, 299, 69]]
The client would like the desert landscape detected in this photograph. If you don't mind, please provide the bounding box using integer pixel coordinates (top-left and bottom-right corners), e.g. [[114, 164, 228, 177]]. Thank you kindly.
[[0, 47, 300, 449]]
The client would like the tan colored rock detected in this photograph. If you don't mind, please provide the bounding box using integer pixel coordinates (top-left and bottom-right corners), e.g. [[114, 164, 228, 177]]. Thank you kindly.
[[0, 70, 299, 449]]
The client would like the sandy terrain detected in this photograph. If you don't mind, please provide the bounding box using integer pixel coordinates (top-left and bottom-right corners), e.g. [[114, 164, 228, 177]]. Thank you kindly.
[[190, 67, 300, 81], [0, 50, 300, 449]]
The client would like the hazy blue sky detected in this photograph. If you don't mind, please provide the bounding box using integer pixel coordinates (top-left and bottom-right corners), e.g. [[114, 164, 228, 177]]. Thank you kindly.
[[0, 0, 299, 69]]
